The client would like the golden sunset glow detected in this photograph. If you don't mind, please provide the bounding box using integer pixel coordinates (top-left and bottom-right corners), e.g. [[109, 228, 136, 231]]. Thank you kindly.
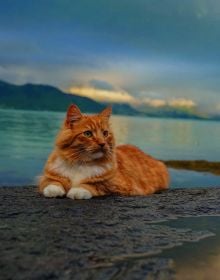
[[68, 86, 135, 104], [67, 85, 197, 110], [142, 97, 196, 108], [143, 98, 167, 107], [169, 98, 196, 108]]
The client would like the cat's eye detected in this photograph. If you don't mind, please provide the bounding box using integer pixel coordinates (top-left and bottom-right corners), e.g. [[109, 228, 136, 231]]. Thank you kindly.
[[103, 130, 109, 137], [83, 130, 93, 138]]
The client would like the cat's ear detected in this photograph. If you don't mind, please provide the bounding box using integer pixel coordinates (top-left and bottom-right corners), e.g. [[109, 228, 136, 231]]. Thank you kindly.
[[65, 104, 82, 127], [99, 106, 112, 119]]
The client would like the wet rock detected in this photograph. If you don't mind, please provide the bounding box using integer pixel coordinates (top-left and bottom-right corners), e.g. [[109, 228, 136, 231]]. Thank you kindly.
[[0, 186, 220, 280]]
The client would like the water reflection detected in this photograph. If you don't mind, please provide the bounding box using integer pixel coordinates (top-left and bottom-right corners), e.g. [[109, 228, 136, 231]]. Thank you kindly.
[[0, 109, 220, 186], [161, 217, 220, 280], [111, 115, 129, 144], [111, 115, 220, 161], [176, 252, 220, 280]]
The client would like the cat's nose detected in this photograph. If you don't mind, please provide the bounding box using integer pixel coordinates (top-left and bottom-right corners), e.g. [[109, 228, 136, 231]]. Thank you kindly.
[[98, 143, 105, 148]]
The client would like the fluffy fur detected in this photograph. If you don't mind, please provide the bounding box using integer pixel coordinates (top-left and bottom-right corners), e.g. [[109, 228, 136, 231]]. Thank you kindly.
[[39, 104, 169, 199]]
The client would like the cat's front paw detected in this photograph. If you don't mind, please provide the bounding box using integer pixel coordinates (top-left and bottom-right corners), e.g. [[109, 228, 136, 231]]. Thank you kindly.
[[43, 184, 65, 198], [67, 187, 92, 200]]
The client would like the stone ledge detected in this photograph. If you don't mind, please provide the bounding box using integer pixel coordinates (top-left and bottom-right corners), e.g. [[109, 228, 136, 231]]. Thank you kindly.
[[0, 187, 220, 280]]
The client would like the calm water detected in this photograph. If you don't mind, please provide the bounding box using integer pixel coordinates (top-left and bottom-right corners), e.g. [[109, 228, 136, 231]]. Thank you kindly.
[[161, 216, 220, 280], [0, 108, 220, 187]]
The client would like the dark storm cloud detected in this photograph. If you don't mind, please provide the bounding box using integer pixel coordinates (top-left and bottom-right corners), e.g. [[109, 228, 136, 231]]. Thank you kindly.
[[89, 80, 116, 91], [1, 0, 220, 61], [0, 0, 220, 112]]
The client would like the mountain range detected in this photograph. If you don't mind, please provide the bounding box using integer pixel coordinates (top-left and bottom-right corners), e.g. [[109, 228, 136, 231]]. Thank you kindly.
[[0, 80, 139, 116], [0, 80, 219, 120]]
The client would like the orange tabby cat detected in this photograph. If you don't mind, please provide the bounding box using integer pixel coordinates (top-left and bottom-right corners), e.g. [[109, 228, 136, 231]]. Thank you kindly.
[[39, 104, 169, 199]]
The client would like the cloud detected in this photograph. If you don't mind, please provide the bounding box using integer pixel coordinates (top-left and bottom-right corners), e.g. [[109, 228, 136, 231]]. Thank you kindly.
[[68, 85, 135, 103], [68, 79, 197, 111], [141, 97, 196, 109], [142, 98, 167, 107], [213, 103, 220, 115], [0, 0, 219, 116], [168, 98, 196, 108], [89, 79, 115, 91]]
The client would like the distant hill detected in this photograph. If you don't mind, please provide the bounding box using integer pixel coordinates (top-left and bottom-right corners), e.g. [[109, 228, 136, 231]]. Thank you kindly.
[[0, 80, 104, 113], [0, 80, 139, 116], [0, 80, 219, 120], [109, 102, 140, 116], [136, 104, 203, 120]]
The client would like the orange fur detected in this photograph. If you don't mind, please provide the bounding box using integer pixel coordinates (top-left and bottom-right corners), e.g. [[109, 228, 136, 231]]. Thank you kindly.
[[39, 104, 169, 197]]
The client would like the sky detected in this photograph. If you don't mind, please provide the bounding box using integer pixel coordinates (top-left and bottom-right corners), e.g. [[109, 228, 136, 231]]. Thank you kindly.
[[0, 0, 220, 115]]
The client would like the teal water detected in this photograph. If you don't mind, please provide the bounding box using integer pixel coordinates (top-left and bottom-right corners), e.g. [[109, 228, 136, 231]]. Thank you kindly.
[[161, 217, 220, 280], [0, 108, 220, 187]]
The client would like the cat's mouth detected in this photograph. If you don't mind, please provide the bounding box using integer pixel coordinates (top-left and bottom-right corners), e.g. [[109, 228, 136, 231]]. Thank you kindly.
[[91, 152, 104, 159]]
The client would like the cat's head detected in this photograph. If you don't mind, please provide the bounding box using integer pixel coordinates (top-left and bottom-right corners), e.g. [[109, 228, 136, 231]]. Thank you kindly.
[[56, 104, 115, 163]]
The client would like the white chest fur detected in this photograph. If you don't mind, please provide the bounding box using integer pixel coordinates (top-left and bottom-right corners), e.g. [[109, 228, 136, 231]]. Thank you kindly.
[[50, 157, 111, 187]]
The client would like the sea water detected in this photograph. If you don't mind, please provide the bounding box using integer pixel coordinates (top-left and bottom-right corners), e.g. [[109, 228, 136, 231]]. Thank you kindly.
[[0, 108, 220, 187]]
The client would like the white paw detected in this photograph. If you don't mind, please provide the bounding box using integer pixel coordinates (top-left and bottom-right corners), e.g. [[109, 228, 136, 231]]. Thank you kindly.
[[67, 187, 92, 200], [43, 184, 65, 198]]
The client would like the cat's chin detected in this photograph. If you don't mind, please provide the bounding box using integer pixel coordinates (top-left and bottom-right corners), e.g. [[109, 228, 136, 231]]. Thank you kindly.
[[91, 152, 104, 160]]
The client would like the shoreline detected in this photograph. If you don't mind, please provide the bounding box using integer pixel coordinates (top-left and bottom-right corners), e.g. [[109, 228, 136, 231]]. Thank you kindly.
[[1, 186, 220, 279], [163, 160, 220, 175]]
